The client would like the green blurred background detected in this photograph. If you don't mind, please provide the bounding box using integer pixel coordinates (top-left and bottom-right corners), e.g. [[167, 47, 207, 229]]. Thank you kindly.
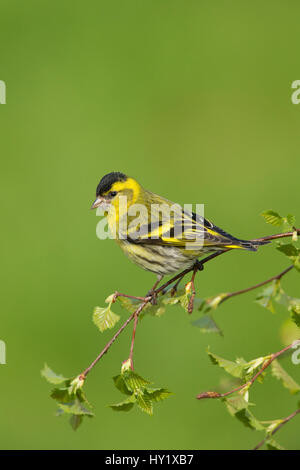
[[1, 0, 299, 450]]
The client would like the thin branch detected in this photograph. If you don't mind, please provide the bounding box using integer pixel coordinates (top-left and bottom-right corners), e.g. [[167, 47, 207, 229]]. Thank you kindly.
[[128, 312, 139, 370], [188, 265, 198, 314], [197, 342, 299, 400], [220, 265, 294, 305], [80, 299, 149, 379], [251, 228, 300, 243], [113, 292, 148, 302], [80, 228, 299, 381], [253, 408, 300, 450]]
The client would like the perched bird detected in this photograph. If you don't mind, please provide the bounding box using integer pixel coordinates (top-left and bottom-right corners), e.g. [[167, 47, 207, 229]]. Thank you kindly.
[[91, 172, 268, 284]]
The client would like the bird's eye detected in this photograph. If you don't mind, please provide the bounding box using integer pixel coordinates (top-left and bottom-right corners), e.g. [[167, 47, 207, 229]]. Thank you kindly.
[[109, 191, 117, 198]]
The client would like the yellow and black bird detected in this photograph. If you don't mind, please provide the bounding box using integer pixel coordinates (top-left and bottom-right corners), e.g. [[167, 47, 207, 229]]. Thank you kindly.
[[91, 172, 268, 283]]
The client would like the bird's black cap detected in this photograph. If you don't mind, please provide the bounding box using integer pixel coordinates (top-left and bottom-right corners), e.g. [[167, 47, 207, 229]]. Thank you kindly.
[[96, 172, 127, 196]]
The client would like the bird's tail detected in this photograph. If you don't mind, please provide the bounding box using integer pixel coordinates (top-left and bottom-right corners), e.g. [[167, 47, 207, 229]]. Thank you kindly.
[[225, 238, 270, 252]]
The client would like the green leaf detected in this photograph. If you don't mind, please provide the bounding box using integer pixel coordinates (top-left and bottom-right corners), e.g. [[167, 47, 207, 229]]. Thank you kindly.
[[255, 281, 280, 313], [265, 419, 284, 436], [286, 214, 296, 229], [123, 370, 151, 393], [142, 298, 166, 317], [277, 243, 299, 257], [68, 375, 85, 395], [51, 387, 72, 403], [280, 319, 300, 345], [58, 399, 94, 416], [204, 293, 228, 312], [43, 366, 93, 429], [113, 374, 132, 396], [117, 296, 140, 313], [69, 414, 83, 431], [271, 360, 300, 394], [163, 287, 193, 313], [266, 438, 285, 450], [109, 395, 136, 412], [119, 295, 167, 319], [235, 408, 264, 431], [244, 356, 270, 380], [291, 307, 300, 328], [261, 210, 296, 236], [93, 304, 120, 332], [261, 210, 283, 227], [144, 388, 172, 402], [224, 395, 265, 431], [191, 314, 223, 335], [207, 349, 246, 379], [111, 367, 172, 414], [277, 243, 300, 272], [41, 364, 67, 385], [136, 393, 153, 415]]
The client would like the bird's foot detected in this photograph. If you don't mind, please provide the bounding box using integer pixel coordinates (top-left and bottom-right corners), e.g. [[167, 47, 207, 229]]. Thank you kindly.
[[195, 260, 204, 271], [146, 289, 158, 305]]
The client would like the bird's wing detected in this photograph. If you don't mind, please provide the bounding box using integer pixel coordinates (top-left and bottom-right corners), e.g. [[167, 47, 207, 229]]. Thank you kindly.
[[126, 206, 239, 249]]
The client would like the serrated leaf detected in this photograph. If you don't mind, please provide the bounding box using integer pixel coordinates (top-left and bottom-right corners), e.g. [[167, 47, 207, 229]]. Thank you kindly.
[[275, 287, 293, 308], [235, 408, 265, 431], [113, 374, 132, 396], [123, 371, 151, 393], [224, 394, 250, 414], [207, 350, 246, 378], [136, 393, 153, 415], [271, 360, 300, 394], [261, 210, 283, 227], [191, 314, 223, 335], [58, 398, 94, 416], [163, 288, 190, 312], [291, 308, 300, 328], [255, 281, 280, 313], [286, 214, 296, 229], [277, 243, 300, 272], [277, 243, 299, 257], [144, 388, 172, 402], [93, 305, 120, 332], [109, 395, 136, 412], [224, 396, 264, 431], [51, 387, 72, 403], [41, 364, 68, 385]]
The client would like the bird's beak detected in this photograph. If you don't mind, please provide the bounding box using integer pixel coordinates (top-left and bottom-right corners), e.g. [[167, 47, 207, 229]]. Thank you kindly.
[[91, 196, 106, 210]]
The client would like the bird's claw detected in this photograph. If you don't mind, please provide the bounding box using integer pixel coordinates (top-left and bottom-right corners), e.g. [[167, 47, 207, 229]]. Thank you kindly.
[[146, 289, 158, 305], [195, 260, 204, 271]]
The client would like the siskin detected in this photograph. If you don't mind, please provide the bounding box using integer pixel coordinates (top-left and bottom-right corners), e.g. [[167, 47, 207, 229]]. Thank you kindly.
[[91, 172, 268, 286]]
